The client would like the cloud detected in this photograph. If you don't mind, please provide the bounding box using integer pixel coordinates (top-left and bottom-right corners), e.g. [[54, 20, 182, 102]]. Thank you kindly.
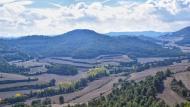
[[0, 0, 190, 37]]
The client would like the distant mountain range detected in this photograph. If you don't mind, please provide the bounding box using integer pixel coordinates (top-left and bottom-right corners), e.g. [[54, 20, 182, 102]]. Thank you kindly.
[[1, 26, 189, 61]]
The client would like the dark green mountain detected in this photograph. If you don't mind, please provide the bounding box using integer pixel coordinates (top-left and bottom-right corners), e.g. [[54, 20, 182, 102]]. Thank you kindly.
[[0, 29, 182, 59]]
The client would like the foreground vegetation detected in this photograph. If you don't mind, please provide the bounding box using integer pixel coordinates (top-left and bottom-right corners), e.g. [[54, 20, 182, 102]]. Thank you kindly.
[[71, 71, 171, 107], [11, 71, 172, 107], [171, 78, 190, 101]]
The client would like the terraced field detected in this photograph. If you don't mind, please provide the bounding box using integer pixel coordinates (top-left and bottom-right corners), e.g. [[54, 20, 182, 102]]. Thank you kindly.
[[25, 74, 124, 105]]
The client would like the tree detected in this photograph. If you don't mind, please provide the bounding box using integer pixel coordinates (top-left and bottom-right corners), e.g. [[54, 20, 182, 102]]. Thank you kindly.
[[59, 96, 64, 104], [42, 98, 51, 105], [49, 79, 56, 86], [165, 69, 172, 77], [31, 100, 41, 106], [175, 104, 180, 107]]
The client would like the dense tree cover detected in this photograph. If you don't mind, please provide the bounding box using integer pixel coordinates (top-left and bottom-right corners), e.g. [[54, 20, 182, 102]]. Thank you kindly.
[[0, 59, 29, 74], [71, 71, 171, 107], [0, 79, 55, 92], [46, 64, 78, 75], [87, 67, 109, 81], [59, 96, 64, 104], [171, 78, 190, 101]]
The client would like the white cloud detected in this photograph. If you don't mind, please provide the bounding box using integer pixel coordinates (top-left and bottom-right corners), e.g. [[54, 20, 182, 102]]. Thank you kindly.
[[0, 0, 190, 37]]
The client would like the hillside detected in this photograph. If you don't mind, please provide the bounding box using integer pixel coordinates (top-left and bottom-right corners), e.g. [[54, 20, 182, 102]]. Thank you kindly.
[[174, 26, 190, 46], [0, 29, 182, 59], [0, 43, 30, 61], [159, 26, 190, 45]]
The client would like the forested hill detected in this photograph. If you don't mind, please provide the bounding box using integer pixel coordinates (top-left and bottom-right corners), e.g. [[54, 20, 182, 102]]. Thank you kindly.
[[0, 29, 182, 59], [0, 43, 30, 61]]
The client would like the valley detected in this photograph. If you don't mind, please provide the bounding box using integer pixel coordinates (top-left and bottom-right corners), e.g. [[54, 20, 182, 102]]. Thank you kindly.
[[0, 26, 190, 107]]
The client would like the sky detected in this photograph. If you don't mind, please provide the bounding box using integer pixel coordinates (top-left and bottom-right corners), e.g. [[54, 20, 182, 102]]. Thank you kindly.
[[0, 0, 190, 37]]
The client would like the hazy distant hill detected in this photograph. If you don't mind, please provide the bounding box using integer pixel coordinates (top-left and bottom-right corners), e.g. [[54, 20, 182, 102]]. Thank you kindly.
[[168, 26, 190, 46], [0, 29, 182, 59], [107, 31, 168, 38], [172, 26, 190, 37]]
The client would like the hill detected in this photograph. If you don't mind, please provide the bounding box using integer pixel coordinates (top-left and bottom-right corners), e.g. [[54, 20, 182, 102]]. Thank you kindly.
[[172, 26, 190, 46], [0, 29, 182, 59]]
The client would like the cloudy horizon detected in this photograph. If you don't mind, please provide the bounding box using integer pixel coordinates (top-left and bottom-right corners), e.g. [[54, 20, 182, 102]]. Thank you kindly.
[[0, 0, 190, 37]]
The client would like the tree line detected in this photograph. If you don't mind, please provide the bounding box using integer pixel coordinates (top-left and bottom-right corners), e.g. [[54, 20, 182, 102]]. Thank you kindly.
[[0, 67, 108, 105]]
